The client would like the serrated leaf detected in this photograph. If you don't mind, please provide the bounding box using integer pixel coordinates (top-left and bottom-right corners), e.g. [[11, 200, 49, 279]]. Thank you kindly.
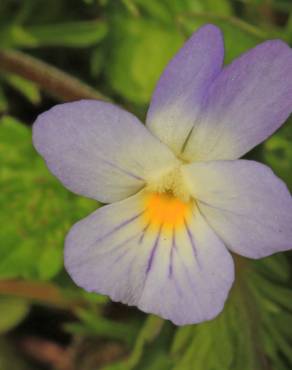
[[0, 116, 98, 280]]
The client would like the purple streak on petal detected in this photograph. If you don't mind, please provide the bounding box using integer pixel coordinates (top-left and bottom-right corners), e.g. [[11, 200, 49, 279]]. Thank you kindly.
[[146, 227, 162, 274], [112, 246, 132, 265], [95, 211, 144, 244], [139, 223, 150, 244], [68, 229, 141, 269], [168, 245, 184, 298], [184, 219, 201, 269], [168, 229, 176, 278], [174, 246, 201, 304], [102, 159, 145, 182]]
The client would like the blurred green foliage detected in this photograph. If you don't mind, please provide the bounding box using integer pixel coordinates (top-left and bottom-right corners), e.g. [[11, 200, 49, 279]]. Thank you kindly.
[[0, 116, 97, 280], [0, 0, 292, 369]]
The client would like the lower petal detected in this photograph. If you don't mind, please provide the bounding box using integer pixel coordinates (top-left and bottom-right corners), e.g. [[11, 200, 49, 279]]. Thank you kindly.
[[65, 191, 234, 325]]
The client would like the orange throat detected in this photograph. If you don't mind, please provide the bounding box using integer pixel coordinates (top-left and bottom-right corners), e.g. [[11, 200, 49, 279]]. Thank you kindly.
[[143, 192, 192, 232]]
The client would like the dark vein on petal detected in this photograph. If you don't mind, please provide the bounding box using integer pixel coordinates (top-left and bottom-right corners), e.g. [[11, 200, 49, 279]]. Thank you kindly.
[[95, 211, 145, 244], [184, 219, 201, 269], [175, 246, 201, 306], [139, 222, 150, 244], [170, 247, 186, 298], [146, 226, 162, 274], [198, 199, 244, 216], [168, 228, 176, 278], [71, 230, 142, 268], [103, 158, 145, 182]]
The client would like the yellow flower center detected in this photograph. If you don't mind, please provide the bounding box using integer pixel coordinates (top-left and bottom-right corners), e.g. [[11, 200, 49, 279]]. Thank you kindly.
[[143, 192, 192, 231], [142, 165, 194, 232]]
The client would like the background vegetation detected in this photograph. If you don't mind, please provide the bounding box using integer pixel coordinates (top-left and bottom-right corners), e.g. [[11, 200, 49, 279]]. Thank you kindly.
[[0, 0, 292, 369]]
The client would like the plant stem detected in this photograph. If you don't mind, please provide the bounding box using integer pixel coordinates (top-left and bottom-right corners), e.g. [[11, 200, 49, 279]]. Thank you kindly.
[[0, 49, 108, 102], [0, 279, 80, 309]]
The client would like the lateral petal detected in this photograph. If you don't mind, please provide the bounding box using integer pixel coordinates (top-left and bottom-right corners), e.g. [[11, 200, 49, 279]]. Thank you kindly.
[[33, 100, 177, 203], [182, 160, 292, 258]]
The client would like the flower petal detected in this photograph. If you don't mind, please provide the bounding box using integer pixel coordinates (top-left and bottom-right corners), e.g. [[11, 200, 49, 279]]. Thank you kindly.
[[146, 24, 224, 155], [182, 160, 292, 258], [182, 40, 292, 161], [64, 191, 234, 325], [33, 100, 178, 203]]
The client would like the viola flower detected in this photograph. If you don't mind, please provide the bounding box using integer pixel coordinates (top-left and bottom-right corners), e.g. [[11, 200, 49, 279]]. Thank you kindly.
[[33, 24, 292, 325]]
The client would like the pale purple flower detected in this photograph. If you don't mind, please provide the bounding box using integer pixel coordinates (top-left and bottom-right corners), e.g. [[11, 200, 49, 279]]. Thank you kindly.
[[33, 25, 292, 325]]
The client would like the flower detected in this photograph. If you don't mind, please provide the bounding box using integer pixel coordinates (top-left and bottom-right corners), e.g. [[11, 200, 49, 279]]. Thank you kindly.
[[33, 24, 292, 326]]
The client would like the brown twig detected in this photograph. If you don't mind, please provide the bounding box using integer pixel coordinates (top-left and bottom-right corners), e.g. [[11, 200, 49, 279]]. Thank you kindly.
[[0, 49, 108, 102], [0, 279, 80, 309]]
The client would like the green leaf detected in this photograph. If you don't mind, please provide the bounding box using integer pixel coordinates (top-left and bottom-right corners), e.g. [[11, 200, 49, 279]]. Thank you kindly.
[[0, 116, 98, 280], [27, 20, 108, 47], [263, 120, 292, 191], [134, 0, 173, 23], [0, 86, 8, 113], [135, 0, 231, 22], [65, 308, 138, 345], [252, 253, 290, 283], [170, 325, 193, 357], [173, 287, 262, 370], [178, 15, 263, 63], [252, 273, 292, 312], [3, 74, 41, 104], [0, 297, 29, 334], [106, 17, 184, 104], [0, 23, 38, 48]]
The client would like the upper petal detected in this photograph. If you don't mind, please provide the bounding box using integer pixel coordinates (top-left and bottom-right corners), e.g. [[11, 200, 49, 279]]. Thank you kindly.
[[65, 191, 234, 325], [182, 160, 292, 258], [33, 100, 177, 203], [146, 24, 224, 155], [182, 40, 292, 161]]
